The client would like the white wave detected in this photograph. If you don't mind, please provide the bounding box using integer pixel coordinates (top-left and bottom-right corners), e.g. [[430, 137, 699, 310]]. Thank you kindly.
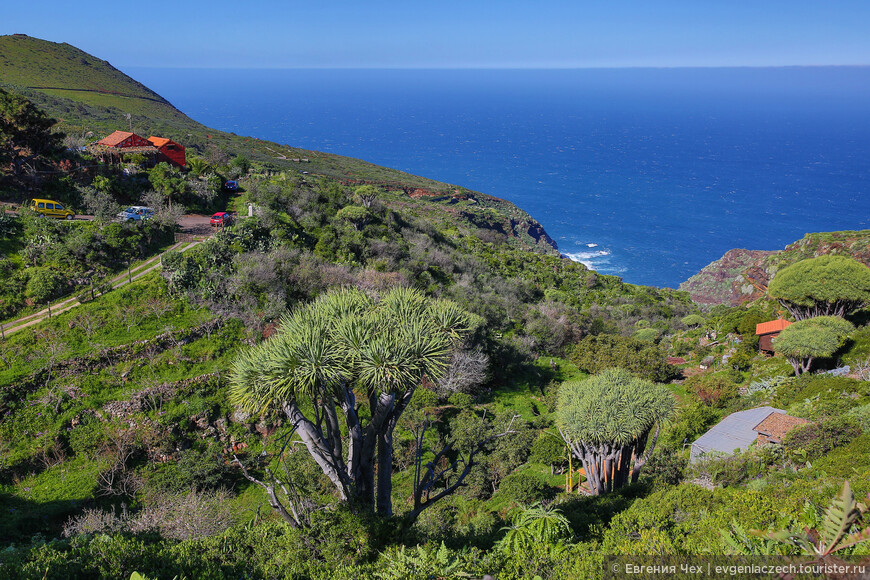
[[563, 249, 614, 271], [564, 249, 611, 261]]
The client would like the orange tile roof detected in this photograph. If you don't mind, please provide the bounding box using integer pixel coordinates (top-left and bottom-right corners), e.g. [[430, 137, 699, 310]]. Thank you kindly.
[[756, 319, 792, 335], [148, 136, 172, 147], [753, 412, 811, 442], [97, 130, 136, 147]]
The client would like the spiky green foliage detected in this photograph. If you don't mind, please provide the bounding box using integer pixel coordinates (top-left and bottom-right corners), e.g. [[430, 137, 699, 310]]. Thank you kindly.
[[230, 287, 473, 413], [755, 480, 870, 556], [230, 287, 478, 516], [773, 316, 854, 375], [680, 314, 706, 328], [767, 255, 870, 320], [557, 369, 674, 447], [557, 368, 674, 494], [497, 503, 572, 553], [375, 542, 472, 580]]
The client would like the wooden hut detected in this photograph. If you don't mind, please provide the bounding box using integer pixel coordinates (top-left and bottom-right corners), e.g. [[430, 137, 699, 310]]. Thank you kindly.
[[147, 136, 186, 168], [89, 131, 158, 165], [755, 319, 792, 355]]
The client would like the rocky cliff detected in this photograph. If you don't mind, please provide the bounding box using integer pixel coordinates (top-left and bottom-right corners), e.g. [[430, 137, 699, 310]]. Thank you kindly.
[[680, 230, 870, 306]]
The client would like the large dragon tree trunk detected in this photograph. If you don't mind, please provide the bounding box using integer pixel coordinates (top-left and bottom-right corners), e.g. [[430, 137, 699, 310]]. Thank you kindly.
[[561, 425, 659, 496]]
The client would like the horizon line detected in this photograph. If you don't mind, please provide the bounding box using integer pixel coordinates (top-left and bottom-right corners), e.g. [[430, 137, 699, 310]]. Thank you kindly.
[[122, 63, 870, 71]]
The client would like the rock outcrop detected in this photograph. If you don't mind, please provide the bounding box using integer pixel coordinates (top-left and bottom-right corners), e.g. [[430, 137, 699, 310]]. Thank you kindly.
[[681, 230, 870, 306]]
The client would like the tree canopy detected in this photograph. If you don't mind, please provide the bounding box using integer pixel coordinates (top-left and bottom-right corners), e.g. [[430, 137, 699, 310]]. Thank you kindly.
[[767, 255, 870, 320], [773, 315, 854, 375], [230, 286, 478, 519], [0, 88, 64, 179], [569, 334, 677, 383], [556, 368, 674, 495], [336, 205, 370, 230]]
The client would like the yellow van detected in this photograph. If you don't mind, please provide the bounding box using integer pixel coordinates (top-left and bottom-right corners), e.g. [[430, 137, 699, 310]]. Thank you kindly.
[[29, 199, 75, 219]]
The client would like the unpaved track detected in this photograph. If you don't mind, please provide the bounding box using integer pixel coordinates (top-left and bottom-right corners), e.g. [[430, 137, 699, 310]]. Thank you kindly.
[[1, 241, 201, 337]]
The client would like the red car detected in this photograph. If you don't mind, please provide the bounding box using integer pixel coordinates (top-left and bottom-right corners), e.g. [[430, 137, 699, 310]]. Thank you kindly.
[[210, 212, 234, 227]]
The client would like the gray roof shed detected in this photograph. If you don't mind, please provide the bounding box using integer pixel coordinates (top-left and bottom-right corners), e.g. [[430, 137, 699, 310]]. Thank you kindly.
[[689, 406, 784, 462]]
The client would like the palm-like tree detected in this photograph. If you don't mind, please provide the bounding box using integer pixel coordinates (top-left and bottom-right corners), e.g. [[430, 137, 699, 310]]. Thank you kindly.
[[186, 156, 212, 177], [497, 503, 572, 553], [557, 368, 674, 495], [230, 287, 476, 516]]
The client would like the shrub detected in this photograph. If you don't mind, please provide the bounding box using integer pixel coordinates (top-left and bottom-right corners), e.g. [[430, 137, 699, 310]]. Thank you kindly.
[[684, 373, 739, 408], [569, 334, 677, 382], [497, 472, 552, 504], [633, 328, 660, 343], [25, 266, 64, 303], [662, 402, 720, 450], [845, 404, 870, 432], [782, 416, 862, 464], [447, 392, 474, 409], [643, 448, 687, 485], [528, 432, 567, 472]]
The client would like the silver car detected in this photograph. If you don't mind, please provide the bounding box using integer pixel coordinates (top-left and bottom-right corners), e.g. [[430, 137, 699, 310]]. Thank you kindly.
[[117, 206, 155, 222]]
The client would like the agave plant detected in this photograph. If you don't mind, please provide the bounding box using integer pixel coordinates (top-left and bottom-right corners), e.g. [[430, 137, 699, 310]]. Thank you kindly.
[[756, 481, 870, 556]]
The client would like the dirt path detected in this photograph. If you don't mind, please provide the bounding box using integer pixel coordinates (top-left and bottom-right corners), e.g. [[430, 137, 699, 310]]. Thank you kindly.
[[178, 214, 214, 236], [1, 241, 201, 337]]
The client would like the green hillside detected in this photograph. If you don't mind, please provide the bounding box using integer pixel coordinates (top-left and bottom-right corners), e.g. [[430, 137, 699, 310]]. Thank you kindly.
[[0, 34, 166, 100], [2, 35, 870, 580], [0, 34, 472, 191]]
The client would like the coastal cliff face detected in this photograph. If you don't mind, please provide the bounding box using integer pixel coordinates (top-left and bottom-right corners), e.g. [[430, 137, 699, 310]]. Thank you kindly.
[[0, 34, 560, 257], [681, 230, 870, 306], [344, 180, 560, 254]]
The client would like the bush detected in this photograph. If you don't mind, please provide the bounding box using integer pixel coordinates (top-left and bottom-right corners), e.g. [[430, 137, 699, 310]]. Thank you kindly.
[[497, 472, 552, 504], [684, 373, 738, 408], [569, 334, 677, 383], [528, 432, 567, 471], [633, 328, 660, 343], [643, 448, 687, 485], [845, 404, 870, 432], [782, 416, 862, 464], [26, 266, 64, 303], [662, 402, 720, 450]]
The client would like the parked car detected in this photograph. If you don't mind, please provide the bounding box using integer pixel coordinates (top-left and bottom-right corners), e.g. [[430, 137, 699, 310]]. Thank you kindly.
[[117, 206, 155, 222], [29, 198, 74, 219], [224, 180, 238, 191], [210, 212, 234, 227]]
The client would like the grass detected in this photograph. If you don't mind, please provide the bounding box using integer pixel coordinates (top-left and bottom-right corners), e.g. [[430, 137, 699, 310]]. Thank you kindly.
[[488, 356, 584, 422], [0, 456, 106, 541], [0, 237, 188, 329]]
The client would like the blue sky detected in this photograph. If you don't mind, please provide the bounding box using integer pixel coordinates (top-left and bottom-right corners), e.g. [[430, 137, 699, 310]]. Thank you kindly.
[[5, 0, 870, 68]]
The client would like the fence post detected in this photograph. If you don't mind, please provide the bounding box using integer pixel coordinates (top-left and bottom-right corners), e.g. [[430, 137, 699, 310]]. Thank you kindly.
[[47, 302, 52, 318], [0, 322, 4, 342], [128, 261, 133, 284]]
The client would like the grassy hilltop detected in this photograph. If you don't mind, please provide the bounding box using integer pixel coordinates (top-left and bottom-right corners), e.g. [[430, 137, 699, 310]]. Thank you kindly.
[[0, 34, 479, 191]]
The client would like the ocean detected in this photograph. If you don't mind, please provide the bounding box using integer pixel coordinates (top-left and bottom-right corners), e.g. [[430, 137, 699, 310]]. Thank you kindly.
[[125, 67, 870, 288]]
